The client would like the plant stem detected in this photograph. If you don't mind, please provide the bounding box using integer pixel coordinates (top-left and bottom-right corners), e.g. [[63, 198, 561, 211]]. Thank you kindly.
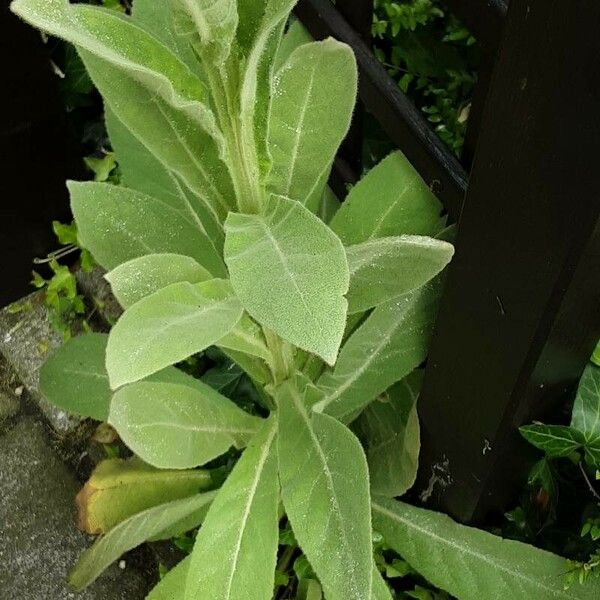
[[579, 461, 600, 502]]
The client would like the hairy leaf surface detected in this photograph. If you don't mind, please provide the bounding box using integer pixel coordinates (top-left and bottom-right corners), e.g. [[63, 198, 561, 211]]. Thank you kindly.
[[316, 282, 439, 422], [106, 280, 243, 388], [354, 372, 422, 497], [277, 381, 372, 600], [109, 381, 262, 469], [185, 419, 279, 600], [69, 491, 215, 590], [69, 182, 226, 276], [330, 151, 445, 244], [346, 235, 453, 313], [268, 39, 357, 210], [147, 557, 190, 599], [372, 497, 600, 600], [105, 253, 212, 308], [225, 195, 349, 364]]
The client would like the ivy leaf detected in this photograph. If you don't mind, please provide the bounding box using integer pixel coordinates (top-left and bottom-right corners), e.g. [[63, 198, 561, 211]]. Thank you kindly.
[[570, 363, 600, 466], [316, 281, 440, 422], [268, 39, 357, 211], [372, 497, 600, 599], [39, 333, 111, 421], [519, 425, 583, 458], [75, 458, 211, 534], [69, 182, 227, 277], [353, 371, 422, 497], [69, 491, 216, 591], [106, 280, 243, 388], [109, 380, 263, 469], [277, 379, 373, 600], [147, 557, 190, 600], [330, 151, 445, 244], [346, 235, 454, 313], [105, 253, 212, 308], [225, 195, 349, 365], [185, 419, 279, 600]]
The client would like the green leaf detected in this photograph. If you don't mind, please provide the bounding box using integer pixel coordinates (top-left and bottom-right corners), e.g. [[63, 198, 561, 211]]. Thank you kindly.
[[268, 39, 357, 211], [273, 18, 313, 72], [346, 235, 454, 313], [147, 557, 190, 600], [185, 419, 279, 600], [106, 280, 243, 388], [571, 363, 600, 448], [519, 425, 582, 458], [353, 372, 422, 497], [237, 0, 297, 181], [109, 380, 263, 469], [225, 195, 349, 365], [277, 379, 373, 600], [105, 253, 212, 308], [316, 281, 440, 422], [218, 314, 273, 363], [69, 182, 226, 276], [372, 566, 393, 600], [39, 333, 111, 421], [330, 151, 445, 244], [592, 341, 600, 367], [172, 0, 238, 65], [103, 106, 224, 251], [372, 497, 600, 600], [69, 491, 216, 591], [76, 458, 211, 533]]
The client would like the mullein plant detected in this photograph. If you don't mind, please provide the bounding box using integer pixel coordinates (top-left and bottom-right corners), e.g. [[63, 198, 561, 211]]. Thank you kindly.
[[11, 1, 600, 599]]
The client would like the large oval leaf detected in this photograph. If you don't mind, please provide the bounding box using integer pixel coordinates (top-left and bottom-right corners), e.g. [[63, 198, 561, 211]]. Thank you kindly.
[[346, 236, 454, 314], [330, 151, 445, 244], [69, 491, 216, 591], [70, 182, 226, 276], [39, 333, 111, 421], [277, 380, 373, 600], [316, 281, 440, 422], [372, 497, 600, 600], [106, 280, 243, 388], [225, 195, 349, 365], [185, 419, 279, 600], [105, 253, 212, 308], [268, 39, 357, 211], [109, 381, 263, 469]]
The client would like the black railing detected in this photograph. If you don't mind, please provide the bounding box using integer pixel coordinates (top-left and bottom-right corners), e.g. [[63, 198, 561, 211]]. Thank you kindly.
[[297, 0, 600, 523]]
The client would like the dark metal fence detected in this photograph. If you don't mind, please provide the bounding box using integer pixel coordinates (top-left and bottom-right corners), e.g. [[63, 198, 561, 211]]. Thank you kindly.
[[297, 0, 600, 523]]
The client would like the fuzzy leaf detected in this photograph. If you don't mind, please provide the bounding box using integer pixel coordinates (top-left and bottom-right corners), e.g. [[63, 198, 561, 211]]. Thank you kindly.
[[185, 419, 279, 600], [69, 182, 226, 276], [277, 380, 372, 600], [105, 253, 212, 308], [75, 458, 211, 534], [346, 235, 454, 313], [372, 497, 600, 600], [354, 372, 422, 497], [316, 281, 440, 422], [268, 39, 357, 210], [172, 0, 238, 65], [39, 333, 111, 421], [69, 491, 216, 591], [106, 280, 243, 388], [109, 380, 263, 469], [519, 425, 583, 458], [330, 151, 445, 244], [225, 195, 349, 365], [273, 18, 312, 72]]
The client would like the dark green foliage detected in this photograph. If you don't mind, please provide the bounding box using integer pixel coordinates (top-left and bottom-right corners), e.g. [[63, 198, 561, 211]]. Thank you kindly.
[[372, 0, 479, 156]]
